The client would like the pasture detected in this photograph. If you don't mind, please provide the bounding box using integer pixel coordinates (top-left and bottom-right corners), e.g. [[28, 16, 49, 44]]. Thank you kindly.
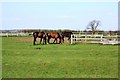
[[2, 37, 118, 78]]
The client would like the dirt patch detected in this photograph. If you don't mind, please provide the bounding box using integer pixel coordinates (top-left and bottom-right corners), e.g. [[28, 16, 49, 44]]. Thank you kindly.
[[13, 37, 105, 43], [13, 37, 70, 43], [14, 37, 33, 42]]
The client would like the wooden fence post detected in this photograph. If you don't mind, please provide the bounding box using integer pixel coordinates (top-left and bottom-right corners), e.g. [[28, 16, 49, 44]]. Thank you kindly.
[[71, 34, 73, 44], [6, 33, 8, 37], [85, 32, 87, 42], [100, 34, 103, 41]]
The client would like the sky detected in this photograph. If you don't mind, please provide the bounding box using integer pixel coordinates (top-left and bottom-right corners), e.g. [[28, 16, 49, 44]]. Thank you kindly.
[[1, 1, 118, 31]]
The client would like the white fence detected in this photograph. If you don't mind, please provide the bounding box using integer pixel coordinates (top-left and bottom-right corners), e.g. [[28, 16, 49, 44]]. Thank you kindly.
[[0, 32, 33, 37], [71, 34, 119, 44]]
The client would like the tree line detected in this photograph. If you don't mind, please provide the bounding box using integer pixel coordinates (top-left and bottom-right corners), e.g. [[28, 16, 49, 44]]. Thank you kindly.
[[18, 29, 120, 35]]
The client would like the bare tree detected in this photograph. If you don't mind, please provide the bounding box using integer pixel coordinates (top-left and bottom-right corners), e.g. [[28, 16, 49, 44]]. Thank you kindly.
[[86, 20, 101, 35]]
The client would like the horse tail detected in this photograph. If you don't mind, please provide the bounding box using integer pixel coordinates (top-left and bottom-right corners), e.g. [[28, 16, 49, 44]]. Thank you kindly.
[[33, 32, 37, 45], [33, 32, 38, 41], [33, 32, 38, 37], [44, 33, 47, 44]]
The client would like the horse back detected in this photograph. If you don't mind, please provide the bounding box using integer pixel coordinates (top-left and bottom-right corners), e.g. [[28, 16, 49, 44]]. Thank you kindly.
[[33, 32, 46, 38], [61, 32, 73, 37], [47, 32, 60, 38]]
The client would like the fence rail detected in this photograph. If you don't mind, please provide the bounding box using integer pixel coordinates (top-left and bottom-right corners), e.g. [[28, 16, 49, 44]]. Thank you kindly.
[[71, 34, 119, 44], [0, 32, 33, 37]]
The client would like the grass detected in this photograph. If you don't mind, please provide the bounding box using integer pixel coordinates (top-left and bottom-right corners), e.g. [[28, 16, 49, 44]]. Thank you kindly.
[[2, 37, 118, 78]]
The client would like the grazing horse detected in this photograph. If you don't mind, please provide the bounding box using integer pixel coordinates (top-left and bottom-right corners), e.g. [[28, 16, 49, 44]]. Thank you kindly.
[[33, 32, 46, 45], [61, 31, 73, 43], [47, 32, 61, 44]]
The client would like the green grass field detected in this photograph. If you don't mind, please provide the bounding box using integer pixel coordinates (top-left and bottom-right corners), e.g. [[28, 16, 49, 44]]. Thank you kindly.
[[2, 37, 118, 78]]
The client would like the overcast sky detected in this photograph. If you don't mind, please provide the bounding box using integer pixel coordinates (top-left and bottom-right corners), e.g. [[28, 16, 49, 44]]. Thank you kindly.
[[1, 1, 118, 31]]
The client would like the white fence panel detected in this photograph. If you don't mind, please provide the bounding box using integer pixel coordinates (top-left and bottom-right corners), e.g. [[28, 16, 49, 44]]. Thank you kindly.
[[71, 34, 119, 45], [0, 32, 33, 37]]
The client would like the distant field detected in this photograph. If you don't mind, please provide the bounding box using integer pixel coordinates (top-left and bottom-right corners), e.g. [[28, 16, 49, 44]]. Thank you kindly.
[[2, 37, 118, 78]]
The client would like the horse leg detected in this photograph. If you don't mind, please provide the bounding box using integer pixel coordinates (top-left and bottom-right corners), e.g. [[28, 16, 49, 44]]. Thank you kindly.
[[53, 38, 57, 43], [40, 38, 42, 44], [56, 38, 57, 43], [53, 38, 56, 43], [60, 37, 62, 44], [42, 37, 46, 45], [48, 37, 50, 44], [44, 37, 46, 44], [33, 37, 36, 45], [68, 37, 71, 43], [43, 38, 44, 44], [58, 38, 61, 44], [62, 37, 64, 43]]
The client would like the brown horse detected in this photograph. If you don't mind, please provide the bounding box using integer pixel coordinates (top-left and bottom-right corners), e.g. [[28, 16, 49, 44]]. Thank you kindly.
[[47, 32, 61, 44], [61, 31, 73, 43], [33, 32, 46, 45]]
